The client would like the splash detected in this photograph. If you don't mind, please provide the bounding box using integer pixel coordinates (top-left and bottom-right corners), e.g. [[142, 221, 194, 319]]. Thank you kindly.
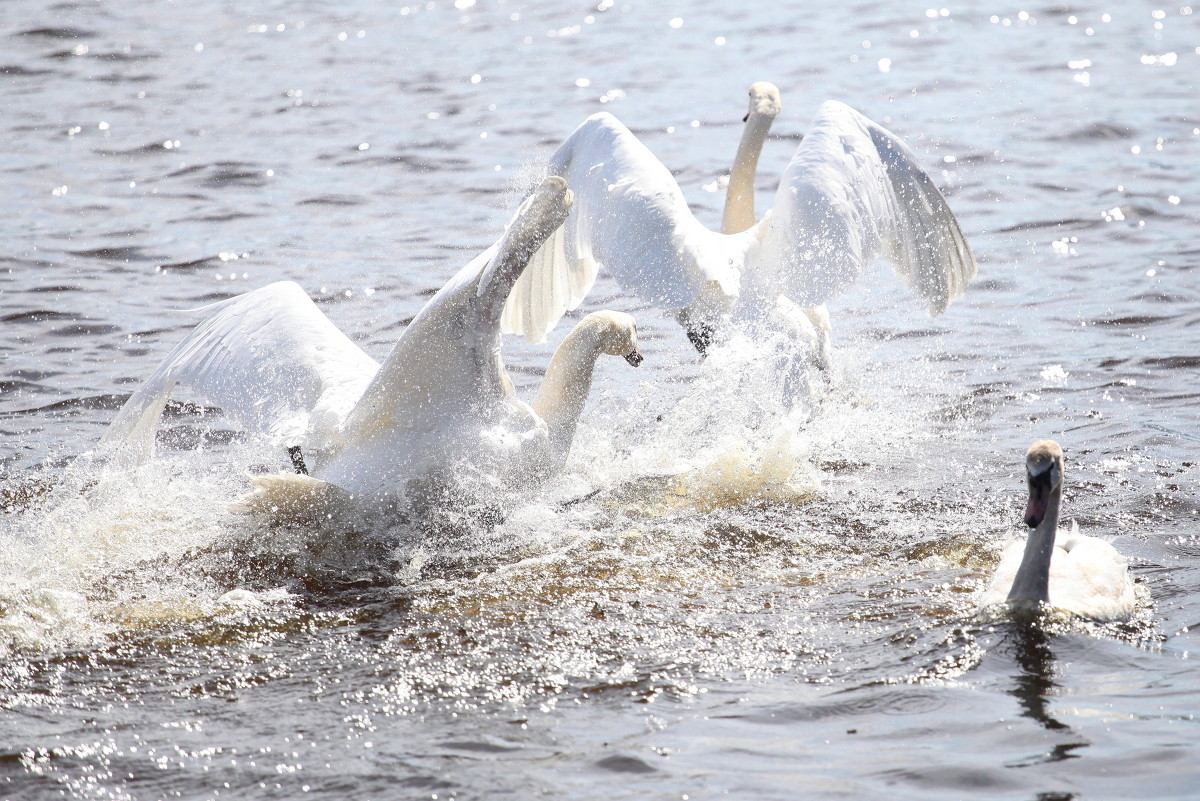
[[0, 327, 985, 687], [0, 447, 304, 657]]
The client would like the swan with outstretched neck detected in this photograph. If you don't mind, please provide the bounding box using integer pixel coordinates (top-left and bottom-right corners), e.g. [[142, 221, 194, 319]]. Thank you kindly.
[[98, 177, 642, 503], [980, 440, 1136, 621], [499, 82, 976, 366]]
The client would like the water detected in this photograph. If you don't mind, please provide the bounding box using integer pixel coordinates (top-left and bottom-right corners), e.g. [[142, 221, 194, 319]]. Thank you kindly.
[[2, 1, 1199, 798]]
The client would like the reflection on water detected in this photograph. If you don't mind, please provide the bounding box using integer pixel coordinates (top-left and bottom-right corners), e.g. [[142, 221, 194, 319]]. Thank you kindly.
[[1006, 622, 1071, 733]]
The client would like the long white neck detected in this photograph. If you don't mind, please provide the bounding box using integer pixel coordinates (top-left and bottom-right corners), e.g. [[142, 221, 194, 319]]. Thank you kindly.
[[1006, 486, 1062, 608], [721, 111, 776, 234], [531, 318, 606, 469]]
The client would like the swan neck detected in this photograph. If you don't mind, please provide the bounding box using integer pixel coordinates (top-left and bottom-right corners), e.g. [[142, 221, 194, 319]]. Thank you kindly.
[[531, 322, 603, 462], [1006, 486, 1063, 607], [721, 112, 775, 235]]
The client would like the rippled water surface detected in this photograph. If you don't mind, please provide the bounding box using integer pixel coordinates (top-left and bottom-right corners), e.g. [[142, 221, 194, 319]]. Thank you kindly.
[[2, 1, 1199, 799]]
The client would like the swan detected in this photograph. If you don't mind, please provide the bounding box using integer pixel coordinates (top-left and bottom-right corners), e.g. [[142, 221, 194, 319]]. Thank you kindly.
[[979, 440, 1137, 621], [98, 177, 643, 505], [499, 82, 977, 365]]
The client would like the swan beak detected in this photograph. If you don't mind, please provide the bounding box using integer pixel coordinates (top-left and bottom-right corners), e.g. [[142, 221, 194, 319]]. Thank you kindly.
[[1024, 469, 1052, 527], [1024, 493, 1047, 528], [742, 112, 750, 123], [624, 350, 644, 367]]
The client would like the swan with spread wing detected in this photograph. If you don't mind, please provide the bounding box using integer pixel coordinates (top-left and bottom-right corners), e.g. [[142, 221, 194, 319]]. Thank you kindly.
[[500, 83, 976, 365], [98, 177, 642, 504]]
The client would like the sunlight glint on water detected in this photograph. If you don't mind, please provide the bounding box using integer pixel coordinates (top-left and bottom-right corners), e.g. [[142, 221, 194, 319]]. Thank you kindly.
[[1, 1, 1198, 798]]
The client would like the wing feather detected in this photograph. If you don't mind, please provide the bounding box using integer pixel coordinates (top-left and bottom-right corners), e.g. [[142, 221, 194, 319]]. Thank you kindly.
[[501, 113, 741, 343], [758, 101, 976, 314], [99, 281, 379, 461]]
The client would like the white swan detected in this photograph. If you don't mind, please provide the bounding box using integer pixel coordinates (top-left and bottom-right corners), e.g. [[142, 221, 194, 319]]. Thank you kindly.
[[980, 440, 1136, 621], [98, 177, 643, 504], [499, 82, 977, 363]]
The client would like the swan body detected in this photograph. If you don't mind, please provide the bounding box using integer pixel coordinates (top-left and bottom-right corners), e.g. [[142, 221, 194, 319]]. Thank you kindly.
[[979, 440, 1136, 621], [99, 177, 642, 503], [499, 83, 976, 362]]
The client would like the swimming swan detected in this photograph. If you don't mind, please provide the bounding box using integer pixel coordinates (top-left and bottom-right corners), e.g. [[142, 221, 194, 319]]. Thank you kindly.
[[980, 440, 1136, 621], [499, 82, 976, 361], [98, 177, 642, 502]]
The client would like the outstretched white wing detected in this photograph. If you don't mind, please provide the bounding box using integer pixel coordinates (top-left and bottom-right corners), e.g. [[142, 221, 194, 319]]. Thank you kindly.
[[501, 113, 744, 343], [99, 281, 379, 462], [317, 178, 575, 495], [339, 176, 575, 443], [756, 101, 976, 313]]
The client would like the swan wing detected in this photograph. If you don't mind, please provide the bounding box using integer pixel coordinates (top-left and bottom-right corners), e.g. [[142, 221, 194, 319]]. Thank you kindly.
[[978, 538, 1027, 608], [99, 281, 379, 461], [341, 175, 575, 442], [501, 112, 743, 343], [321, 180, 571, 495], [1051, 531, 1137, 620], [757, 101, 976, 314]]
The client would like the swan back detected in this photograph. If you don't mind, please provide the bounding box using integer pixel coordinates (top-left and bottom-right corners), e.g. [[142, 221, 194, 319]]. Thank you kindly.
[[500, 112, 749, 344]]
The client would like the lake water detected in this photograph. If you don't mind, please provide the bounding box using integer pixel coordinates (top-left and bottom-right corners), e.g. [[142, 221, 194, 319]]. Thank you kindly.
[[2, 1, 1199, 799]]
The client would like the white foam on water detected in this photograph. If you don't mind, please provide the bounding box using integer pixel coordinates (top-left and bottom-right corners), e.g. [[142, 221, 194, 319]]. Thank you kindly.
[[0, 335, 1008, 674], [0, 446, 301, 657]]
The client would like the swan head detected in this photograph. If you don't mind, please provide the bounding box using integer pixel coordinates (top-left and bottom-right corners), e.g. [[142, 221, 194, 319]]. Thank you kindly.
[[581, 310, 642, 367], [1024, 440, 1064, 527], [743, 81, 781, 122]]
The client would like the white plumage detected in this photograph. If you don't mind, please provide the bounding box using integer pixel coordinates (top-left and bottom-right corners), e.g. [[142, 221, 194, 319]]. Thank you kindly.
[[99, 177, 642, 503], [980, 440, 1137, 621], [500, 84, 976, 360]]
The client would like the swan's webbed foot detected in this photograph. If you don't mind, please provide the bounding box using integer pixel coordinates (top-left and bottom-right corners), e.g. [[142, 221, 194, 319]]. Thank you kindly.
[[288, 445, 309, 475], [685, 321, 716, 357]]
